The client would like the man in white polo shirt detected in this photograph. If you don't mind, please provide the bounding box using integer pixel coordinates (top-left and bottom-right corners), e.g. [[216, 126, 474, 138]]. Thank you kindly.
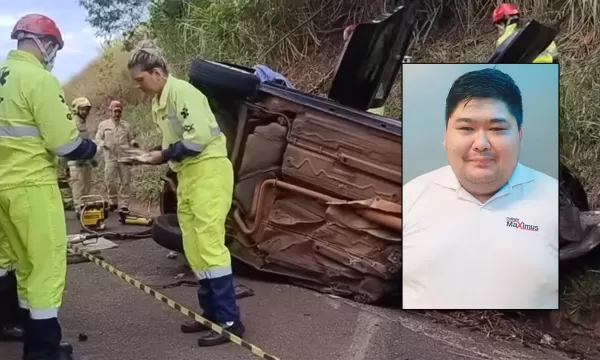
[[402, 68, 558, 310]]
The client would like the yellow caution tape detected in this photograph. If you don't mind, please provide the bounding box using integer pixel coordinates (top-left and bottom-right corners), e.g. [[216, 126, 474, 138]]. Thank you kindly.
[[67, 243, 281, 360]]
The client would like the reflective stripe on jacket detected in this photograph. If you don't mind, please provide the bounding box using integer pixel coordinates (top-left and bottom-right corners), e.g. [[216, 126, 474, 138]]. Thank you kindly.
[[151, 75, 227, 172], [0, 50, 80, 190]]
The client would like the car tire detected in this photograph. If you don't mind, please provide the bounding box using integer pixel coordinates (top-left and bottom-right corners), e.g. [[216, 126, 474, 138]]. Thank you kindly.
[[188, 60, 260, 100], [151, 214, 184, 253]]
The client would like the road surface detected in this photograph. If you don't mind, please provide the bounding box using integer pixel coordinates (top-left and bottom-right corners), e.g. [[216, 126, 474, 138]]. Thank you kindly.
[[1, 213, 570, 360]]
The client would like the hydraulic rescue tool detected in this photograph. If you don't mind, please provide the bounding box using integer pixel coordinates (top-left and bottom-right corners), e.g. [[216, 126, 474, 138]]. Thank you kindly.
[[77, 195, 109, 231], [118, 209, 153, 226]]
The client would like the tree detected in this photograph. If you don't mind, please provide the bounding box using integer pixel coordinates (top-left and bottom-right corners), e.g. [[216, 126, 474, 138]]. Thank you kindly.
[[79, 0, 150, 36]]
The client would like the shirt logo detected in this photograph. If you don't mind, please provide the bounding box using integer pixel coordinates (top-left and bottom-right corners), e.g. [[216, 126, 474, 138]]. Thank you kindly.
[[506, 217, 539, 232]]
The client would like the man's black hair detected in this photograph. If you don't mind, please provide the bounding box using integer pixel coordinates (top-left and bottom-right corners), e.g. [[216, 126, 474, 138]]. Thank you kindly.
[[445, 68, 523, 128]]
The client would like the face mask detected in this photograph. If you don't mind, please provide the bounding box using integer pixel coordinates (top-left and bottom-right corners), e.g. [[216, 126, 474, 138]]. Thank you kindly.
[[30, 36, 58, 71], [45, 56, 55, 71]]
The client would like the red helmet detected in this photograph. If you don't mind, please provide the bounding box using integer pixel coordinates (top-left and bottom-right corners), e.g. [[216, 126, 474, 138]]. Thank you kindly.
[[492, 4, 520, 25], [11, 14, 64, 50], [109, 100, 122, 111]]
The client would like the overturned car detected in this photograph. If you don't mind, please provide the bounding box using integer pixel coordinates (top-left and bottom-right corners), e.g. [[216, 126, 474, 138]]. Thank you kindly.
[[152, 5, 410, 303]]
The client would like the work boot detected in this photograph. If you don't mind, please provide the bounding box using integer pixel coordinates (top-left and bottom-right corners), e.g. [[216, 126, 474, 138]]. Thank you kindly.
[[181, 318, 214, 333], [197, 321, 245, 347], [0, 324, 24, 341]]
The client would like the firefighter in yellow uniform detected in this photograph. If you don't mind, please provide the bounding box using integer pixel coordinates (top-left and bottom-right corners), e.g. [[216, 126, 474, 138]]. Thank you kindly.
[[493, 3, 559, 64], [127, 44, 244, 347], [0, 14, 97, 360], [69, 97, 97, 211], [95, 100, 138, 211]]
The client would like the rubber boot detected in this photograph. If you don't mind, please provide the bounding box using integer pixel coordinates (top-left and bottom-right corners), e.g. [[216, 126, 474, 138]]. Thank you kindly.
[[196, 275, 245, 347], [0, 271, 24, 342], [181, 279, 215, 333]]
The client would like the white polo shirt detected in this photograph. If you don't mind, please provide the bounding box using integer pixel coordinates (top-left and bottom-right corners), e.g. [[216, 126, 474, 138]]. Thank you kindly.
[[402, 163, 558, 309]]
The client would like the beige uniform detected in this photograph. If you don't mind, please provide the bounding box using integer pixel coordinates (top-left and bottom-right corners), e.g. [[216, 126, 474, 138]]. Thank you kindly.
[[56, 157, 73, 209], [95, 118, 136, 207], [67, 114, 93, 207]]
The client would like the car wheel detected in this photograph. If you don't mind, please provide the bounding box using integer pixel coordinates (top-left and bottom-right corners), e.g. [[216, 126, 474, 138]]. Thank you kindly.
[[188, 60, 260, 100], [151, 214, 184, 253]]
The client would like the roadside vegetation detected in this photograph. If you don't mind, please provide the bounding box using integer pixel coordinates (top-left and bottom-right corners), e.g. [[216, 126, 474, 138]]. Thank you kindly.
[[68, 0, 600, 357]]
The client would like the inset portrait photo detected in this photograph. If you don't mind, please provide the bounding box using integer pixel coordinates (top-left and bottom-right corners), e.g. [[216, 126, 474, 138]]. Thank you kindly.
[[401, 64, 559, 310]]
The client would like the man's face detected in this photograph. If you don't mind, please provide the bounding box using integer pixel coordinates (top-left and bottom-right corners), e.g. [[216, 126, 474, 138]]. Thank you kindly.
[[77, 106, 90, 120], [443, 98, 522, 199], [112, 109, 122, 120]]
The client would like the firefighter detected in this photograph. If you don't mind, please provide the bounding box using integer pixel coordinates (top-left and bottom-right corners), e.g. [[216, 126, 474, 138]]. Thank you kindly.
[[127, 43, 245, 347], [0, 13, 97, 360], [493, 3, 559, 63], [69, 97, 97, 211], [95, 100, 139, 212]]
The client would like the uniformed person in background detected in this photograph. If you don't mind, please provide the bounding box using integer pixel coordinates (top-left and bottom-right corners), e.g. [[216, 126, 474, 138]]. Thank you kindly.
[[69, 97, 98, 212], [127, 43, 245, 347], [0, 13, 97, 360], [95, 100, 139, 212], [56, 157, 73, 210], [492, 3, 559, 64]]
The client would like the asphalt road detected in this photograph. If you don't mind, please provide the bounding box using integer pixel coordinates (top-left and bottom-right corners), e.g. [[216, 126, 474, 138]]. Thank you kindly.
[[1, 214, 570, 360]]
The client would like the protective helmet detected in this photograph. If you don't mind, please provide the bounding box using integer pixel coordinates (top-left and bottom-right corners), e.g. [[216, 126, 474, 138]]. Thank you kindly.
[[492, 4, 520, 25], [11, 14, 64, 71], [343, 24, 357, 42], [108, 100, 122, 111], [72, 97, 91, 111]]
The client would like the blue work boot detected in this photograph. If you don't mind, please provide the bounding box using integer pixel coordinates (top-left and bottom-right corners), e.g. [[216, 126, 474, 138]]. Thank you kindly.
[[181, 279, 216, 333], [197, 275, 245, 347]]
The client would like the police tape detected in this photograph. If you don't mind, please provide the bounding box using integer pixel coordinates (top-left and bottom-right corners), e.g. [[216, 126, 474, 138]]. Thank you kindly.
[[67, 243, 281, 360]]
